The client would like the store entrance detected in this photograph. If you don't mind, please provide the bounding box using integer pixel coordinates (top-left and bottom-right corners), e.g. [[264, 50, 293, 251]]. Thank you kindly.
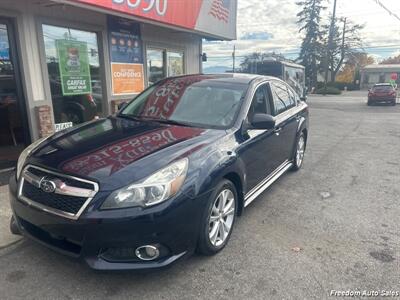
[[0, 19, 29, 181]]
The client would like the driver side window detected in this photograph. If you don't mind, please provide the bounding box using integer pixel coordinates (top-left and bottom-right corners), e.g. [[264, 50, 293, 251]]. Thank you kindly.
[[248, 84, 272, 122]]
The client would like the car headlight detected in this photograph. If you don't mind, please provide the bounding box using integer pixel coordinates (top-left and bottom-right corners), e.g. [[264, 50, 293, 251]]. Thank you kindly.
[[101, 158, 188, 209], [16, 136, 50, 179]]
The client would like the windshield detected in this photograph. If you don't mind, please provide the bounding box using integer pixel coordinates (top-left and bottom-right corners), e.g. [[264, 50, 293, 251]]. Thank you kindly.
[[120, 76, 248, 128], [372, 85, 394, 92]]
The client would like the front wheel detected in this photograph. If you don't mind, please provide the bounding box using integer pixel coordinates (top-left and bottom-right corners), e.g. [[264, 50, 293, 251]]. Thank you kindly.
[[291, 132, 306, 171], [197, 180, 237, 255]]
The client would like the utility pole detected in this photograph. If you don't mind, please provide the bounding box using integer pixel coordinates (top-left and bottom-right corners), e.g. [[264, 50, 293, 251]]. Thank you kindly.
[[232, 45, 236, 73], [336, 17, 347, 81], [324, 0, 337, 94]]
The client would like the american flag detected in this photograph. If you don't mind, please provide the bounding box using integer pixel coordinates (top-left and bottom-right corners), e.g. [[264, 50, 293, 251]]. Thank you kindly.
[[209, 0, 230, 23]]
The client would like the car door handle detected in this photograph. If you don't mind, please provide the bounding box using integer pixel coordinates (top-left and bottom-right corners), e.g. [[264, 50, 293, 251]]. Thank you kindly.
[[274, 127, 282, 136]]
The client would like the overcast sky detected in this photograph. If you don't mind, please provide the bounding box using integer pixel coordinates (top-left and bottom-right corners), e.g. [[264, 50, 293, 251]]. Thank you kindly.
[[203, 0, 400, 70]]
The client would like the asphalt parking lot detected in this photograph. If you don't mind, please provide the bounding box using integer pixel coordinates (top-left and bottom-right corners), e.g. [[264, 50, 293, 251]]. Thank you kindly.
[[0, 91, 399, 299]]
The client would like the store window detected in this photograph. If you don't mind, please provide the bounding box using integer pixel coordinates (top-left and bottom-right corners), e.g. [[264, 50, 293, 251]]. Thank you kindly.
[[167, 51, 184, 77], [146, 47, 184, 86], [42, 24, 103, 128], [146, 48, 165, 86]]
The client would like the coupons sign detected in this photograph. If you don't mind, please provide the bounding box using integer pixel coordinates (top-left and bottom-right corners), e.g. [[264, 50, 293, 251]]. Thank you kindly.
[[56, 39, 92, 95]]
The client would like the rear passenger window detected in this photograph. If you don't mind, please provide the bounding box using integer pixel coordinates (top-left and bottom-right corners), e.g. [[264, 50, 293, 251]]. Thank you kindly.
[[271, 82, 295, 115]]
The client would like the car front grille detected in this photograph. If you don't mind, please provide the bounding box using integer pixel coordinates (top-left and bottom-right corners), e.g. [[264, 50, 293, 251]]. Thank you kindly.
[[22, 181, 87, 214], [18, 165, 99, 220]]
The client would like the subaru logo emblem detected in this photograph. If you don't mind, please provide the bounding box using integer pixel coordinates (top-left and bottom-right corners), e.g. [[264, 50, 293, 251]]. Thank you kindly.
[[40, 178, 57, 193]]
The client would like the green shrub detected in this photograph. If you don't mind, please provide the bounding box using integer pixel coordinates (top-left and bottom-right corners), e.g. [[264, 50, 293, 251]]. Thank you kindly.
[[315, 87, 342, 95]]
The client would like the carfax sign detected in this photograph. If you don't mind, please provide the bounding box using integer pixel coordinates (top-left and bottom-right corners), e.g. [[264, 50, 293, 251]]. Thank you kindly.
[[56, 39, 92, 95]]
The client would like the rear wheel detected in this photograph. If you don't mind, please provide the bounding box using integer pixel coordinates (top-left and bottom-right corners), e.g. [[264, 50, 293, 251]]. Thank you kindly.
[[291, 132, 306, 171], [391, 101, 396, 106], [197, 180, 237, 255]]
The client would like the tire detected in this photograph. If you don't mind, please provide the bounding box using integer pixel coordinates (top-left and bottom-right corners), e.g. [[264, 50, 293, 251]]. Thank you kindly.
[[367, 101, 372, 106], [10, 216, 21, 235], [391, 101, 396, 106], [197, 180, 237, 255], [291, 132, 306, 171], [65, 109, 83, 124]]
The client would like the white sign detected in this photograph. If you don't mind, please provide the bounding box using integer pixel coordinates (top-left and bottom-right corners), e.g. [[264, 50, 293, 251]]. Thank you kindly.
[[55, 122, 73, 132]]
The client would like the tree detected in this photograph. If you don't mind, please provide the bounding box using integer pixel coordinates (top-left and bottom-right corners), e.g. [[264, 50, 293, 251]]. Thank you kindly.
[[380, 54, 400, 64], [336, 53, 375, 83], [296, 0, 326, 89], [321, 17, 364, 82]]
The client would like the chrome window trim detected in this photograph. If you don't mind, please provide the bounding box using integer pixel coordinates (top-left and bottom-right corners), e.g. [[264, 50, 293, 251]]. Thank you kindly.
[[17, 165, 99, 220], [244, 79, 307, 128]]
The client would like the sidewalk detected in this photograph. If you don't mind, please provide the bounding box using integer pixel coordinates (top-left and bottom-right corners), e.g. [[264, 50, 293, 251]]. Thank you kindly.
[[0, 183, 21, 249]]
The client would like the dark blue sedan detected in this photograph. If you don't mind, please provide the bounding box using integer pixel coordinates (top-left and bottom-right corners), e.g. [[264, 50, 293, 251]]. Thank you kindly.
[[9, 74, 309, 270]]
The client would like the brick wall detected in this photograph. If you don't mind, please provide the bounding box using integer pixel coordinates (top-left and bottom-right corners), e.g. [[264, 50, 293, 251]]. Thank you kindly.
[[35, 105, 54, 138]]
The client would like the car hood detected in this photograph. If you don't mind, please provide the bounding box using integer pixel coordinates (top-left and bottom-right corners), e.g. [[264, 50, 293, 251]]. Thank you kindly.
[[29, 117, 226, 190]]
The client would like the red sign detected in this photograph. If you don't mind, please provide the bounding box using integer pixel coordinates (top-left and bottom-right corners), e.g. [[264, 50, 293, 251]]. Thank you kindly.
[[73, 0, 202, 30], [391, 73, 398, 81], [68, 0, 237, 40]]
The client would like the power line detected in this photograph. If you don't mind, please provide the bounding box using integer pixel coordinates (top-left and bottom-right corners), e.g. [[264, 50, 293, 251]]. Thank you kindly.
[[371, 0, 400, 22]]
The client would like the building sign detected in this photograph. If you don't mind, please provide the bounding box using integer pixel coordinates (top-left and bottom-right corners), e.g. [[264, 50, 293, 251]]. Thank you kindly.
[[111, 63, 144, 95], [108, 16, 144, 95], [55, 39, 92, 95], [108, 16, 143, 64], [69, 0, 237, 40]]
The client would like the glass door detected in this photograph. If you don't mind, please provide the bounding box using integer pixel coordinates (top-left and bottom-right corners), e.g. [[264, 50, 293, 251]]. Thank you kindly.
[[146, 47, 184, 86], [146, 48, 165, 86], [42, 24, 104, 129], [0, 19, 29, 179]]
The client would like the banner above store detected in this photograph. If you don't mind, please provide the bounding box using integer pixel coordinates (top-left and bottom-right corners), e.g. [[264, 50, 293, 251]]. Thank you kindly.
[[68, 0, 237, 40]]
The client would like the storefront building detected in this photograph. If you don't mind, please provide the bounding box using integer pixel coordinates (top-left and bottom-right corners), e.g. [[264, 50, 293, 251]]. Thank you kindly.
[[360, 64, 400, 90], [0, 0, 237, 170]]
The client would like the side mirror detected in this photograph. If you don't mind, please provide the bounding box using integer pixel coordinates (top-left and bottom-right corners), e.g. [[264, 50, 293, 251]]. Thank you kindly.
[[118, 102, 128, 111], [251, 114, 276, 130], [300, 96, 307, 102]]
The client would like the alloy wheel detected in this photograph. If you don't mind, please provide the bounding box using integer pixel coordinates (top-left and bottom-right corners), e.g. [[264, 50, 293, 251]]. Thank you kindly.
[[296, 135, 305, 168], [208, 189, 236, 247]]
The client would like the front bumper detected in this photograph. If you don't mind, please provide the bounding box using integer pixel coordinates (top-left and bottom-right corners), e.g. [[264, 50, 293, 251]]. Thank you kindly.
[[9, 175, 208, 270]]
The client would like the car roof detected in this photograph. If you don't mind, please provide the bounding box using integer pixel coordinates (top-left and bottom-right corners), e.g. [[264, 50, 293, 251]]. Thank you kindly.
[[171, 73, 277, 85]]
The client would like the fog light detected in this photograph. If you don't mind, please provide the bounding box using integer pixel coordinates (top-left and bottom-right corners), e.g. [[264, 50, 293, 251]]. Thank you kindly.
[[135, 245, 160, 261]]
